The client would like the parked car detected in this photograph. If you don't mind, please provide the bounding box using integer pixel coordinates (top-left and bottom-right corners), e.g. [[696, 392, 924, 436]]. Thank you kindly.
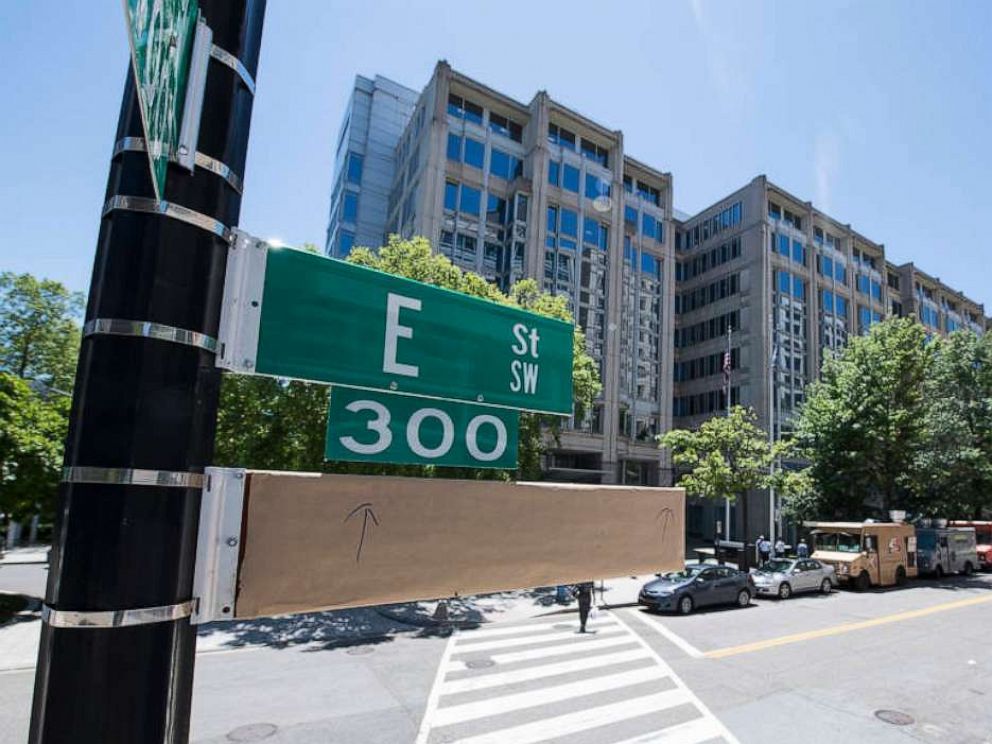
[[751, 558, 837, 599], [639, 563, 754, 615]]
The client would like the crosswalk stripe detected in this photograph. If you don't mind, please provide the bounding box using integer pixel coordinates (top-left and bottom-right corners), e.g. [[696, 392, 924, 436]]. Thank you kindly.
[[432, 665, 671, 727], [608, 715, 725, 744], [440, 648, 652, 694], [451, 627, 615, 652], [449, 634, 636, 668], [439, 688, 693, 744], [455, 618, 616, 641]]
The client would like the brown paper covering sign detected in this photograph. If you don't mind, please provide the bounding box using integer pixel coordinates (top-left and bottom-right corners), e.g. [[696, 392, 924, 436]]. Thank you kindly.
[[234, 471, 685, 619]]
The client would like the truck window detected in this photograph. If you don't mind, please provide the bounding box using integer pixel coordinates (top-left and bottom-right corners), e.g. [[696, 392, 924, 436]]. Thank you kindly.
[[814, 532, 861, 553]]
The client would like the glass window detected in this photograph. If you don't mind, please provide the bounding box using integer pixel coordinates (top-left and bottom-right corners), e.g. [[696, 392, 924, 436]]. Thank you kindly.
[[459, 184, 481, 216], [768, 202, 781, 220], [447, 94, 464, 118], [464, 100, 483, 125], [583, 217, 598, 245], [585, 173, 610, 199], [560, 208, 578, 237], [641, 253, 659, 276], [546, 205, 558, 233], [489, 148, 512, 179], [835, 296, 848, 317], [857, 275, 870, 294], [346, 153, 363, 185], [599, 224, 609, 251], [339, 230, 354, 256], [464, 138, 484, 169], [444, 181, 458, 211], [732, 202, 742, 224], [562, 164, 580, 193], [486, 194, 507, 224], [792, 240, 804, 265], [548, 160, 560, 187], [778, 235, 789, 256], [625, 206, 637, 224], [446, 133, 461, 161], [835, 264, 846, 284], [822, 289, 834, 313], [643, 213, 658, 242], [342, 192, 358, 222], [821, 256, 834, 277], [778, 270, 790, 294], [871, 281, 882, 301], [793, 276, 805, 300]]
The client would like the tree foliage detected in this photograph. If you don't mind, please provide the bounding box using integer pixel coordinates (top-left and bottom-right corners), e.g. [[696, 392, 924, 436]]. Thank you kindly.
[[915, 330, 992, 518], [215, 236, 602, 479], [0, 272, 84, 391], [660, 406, 779, 502]]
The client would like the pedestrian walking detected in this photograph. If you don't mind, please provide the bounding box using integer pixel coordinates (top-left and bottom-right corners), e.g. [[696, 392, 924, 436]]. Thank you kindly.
[[774, 537, 786, 559], [757, 535, 771, 565], [796, 538, 809, 558], [572, 582, 594, 633]]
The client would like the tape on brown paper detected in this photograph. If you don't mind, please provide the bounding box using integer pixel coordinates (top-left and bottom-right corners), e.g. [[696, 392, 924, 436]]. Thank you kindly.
[[234, 471, 685, 619]]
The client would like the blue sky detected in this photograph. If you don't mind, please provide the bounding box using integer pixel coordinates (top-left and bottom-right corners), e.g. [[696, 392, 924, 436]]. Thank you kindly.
[[2, 1, 990, 308]]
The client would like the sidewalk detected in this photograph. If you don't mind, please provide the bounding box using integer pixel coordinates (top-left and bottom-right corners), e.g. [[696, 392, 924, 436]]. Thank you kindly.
[[0, 547, 49, 566]]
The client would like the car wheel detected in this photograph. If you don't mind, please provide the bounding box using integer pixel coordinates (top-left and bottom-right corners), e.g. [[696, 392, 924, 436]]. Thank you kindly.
[[856, 571, 871, 592], [895, 566, 907, 586], [677, 595, 694, 615], [935, 565, 944, 579], [777, 582, 792, 600], [736, 589, 751, 607], [963, 562, 974, 576], [820, 578, 832, 594]]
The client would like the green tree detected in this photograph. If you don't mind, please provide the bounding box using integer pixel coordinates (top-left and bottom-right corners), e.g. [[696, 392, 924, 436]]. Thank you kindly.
[[0, 272, 84, 390], [215, 236, 602, 479], [660, 406, 794, 565], [916, 330, 992, 518], [0, 373, 70, 530], [791, 317, 931, 519]]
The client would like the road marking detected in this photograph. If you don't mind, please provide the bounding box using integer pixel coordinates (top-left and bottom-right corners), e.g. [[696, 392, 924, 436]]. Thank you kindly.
[[449, 633, 634, 668], [637, 613, 706, 659], [440, 648, 652, 694], [705, 593, 992, 659], [456, 617, 615, 639], [451, 627, 614, 652], [414, 629, 459, 744], [610, 715, 725, 743], [611, 612, 740, 744], [441, 688, 693, 744], [431, 665, 670, 727]]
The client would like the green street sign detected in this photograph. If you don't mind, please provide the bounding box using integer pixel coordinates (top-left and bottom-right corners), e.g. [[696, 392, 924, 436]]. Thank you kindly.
[[122, 0, 199, 200], [326, 388, 518, 469], [221, 242, 574, 414]]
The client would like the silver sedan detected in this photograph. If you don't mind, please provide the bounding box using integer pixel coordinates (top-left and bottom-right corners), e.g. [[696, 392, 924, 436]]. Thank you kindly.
[[750, 558, 837, 599]]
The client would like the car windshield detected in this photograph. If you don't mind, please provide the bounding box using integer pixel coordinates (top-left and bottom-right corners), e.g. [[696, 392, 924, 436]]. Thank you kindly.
[[663, 565, 707, 581], [757, 560, 793, 574], [815, 532, 862, 553]]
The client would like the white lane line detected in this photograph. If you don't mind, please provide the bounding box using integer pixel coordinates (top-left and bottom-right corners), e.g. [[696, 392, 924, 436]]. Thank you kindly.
[[432, 665, 670, 727], [637, 613, 705, 659], [456, 618, 616, 642], [452, 628, 620, 653], [610, 715, 724, 744], [440, 648, 652, 694], [612, 612, 740, 744], [442, 688, 692, 744], [449, 634, 636, 669], [414, 629, 459, 744]]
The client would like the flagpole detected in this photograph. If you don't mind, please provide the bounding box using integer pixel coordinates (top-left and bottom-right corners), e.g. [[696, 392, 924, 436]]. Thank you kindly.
[[769, 309, 776, 543], [724, 324, 731, 542]]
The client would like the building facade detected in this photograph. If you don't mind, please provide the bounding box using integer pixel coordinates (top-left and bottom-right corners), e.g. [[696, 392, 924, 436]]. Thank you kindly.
[[326, 62, 676, 485], [673, 176, 986, 544], [326, 75, 419, 258]]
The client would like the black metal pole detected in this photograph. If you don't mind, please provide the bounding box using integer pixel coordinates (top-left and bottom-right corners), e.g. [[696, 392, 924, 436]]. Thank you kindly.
[[29, 3, 265, 742]]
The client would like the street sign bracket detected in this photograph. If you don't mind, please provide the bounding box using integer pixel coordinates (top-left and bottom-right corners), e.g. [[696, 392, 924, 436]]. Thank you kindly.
[[176, 15, 212, 172], [191, 467, 247, 624], [216, 228, 267, 373]]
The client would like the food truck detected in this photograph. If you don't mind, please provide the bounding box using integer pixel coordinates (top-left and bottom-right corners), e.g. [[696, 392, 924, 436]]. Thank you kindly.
[[809, 521, 918, 590]]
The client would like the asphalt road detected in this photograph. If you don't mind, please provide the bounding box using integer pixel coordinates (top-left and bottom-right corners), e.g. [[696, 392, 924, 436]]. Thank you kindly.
[[1, 569, 990, 743]]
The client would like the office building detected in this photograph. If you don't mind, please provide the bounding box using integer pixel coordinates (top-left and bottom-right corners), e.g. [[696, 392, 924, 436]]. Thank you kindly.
[[673, 176, 986, 543], [326, 62, 676, 485], [326, 75, 419, 258]]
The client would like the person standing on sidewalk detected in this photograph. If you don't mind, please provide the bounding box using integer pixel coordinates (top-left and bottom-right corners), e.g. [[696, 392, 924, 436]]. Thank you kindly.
[[572, 582, 594, 633], [757, 535, 771, 565]]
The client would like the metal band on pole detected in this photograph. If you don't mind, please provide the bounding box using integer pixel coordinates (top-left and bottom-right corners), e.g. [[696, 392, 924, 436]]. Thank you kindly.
[[42, 601, 196, 629], [102, 195, 232, 241], [62, 467, 207, 489], [210, 44, 256, 95], [83, 318, 218, 353], [112, 137, 244, 194]]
